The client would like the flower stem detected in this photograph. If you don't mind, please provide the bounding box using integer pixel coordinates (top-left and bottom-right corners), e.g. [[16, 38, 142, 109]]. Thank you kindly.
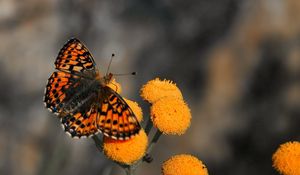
[[145, 117, 153, 135], [146, 129, 162, 154], [133, 129, 162, 169], [125, 166, 135, 175], [92, 135, 103, 152]]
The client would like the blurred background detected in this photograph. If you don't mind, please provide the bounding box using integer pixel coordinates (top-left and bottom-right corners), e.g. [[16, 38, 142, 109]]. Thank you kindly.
[[0, 0, 300, 174]]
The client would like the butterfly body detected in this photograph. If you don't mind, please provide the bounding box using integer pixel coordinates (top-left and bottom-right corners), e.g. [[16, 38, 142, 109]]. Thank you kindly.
[[44, 38, 141, 140]]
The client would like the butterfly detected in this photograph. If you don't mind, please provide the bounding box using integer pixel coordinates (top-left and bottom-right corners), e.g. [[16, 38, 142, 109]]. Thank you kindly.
[[43, 38, 141, 140]]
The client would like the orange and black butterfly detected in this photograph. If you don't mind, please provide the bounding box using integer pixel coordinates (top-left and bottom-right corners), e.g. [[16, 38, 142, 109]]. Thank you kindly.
[[44, 38, 141, 140]]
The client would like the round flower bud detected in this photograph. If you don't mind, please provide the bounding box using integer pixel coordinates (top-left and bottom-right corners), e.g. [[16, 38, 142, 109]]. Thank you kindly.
[[140, 78, 183, 103], [103, 129, 148, 165], [162, 154, 209, 175], [151, 97, 191, 135], [272, 141, 300, 175]]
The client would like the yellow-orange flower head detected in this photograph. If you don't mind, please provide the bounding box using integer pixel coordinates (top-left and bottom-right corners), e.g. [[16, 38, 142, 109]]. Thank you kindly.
[[162, 154, 209, 175], [103, 129, 148, 165], [107, 78, 122, 94], [272, 141, 300, 175], [140, 78, 183, 103], [150, 97, 191, 135], [124, 98, 143, 122]]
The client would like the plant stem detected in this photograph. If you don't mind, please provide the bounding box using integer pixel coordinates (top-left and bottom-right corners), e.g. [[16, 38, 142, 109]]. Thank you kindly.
[[125, 166, 135, 175], [133, 129, 162, 168], [92, 135, 103, 152], [144, 117, 153, 135], [147, 129, 162, 153]]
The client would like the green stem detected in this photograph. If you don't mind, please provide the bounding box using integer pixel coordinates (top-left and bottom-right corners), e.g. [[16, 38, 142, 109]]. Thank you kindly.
[[144, 117, 153, 135], [147, 129, 162, 153], [125, 166, 135, 175], [133, 129, 162, 168], [92, 135, 103, 152]]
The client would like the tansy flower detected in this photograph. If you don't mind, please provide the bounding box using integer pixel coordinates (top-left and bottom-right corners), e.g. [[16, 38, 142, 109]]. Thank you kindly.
[[272, 141, 300, 175], [150, 97, 191, 135], [140, 78, 183, 103], [162, 154, 208, 175], [103, 129, 148, 165], [124, 98, 143, 122], [107, 78, 122, 94]]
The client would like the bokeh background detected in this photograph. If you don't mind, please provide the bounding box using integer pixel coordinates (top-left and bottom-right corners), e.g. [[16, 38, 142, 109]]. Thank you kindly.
[[0, 0, 300, 175]]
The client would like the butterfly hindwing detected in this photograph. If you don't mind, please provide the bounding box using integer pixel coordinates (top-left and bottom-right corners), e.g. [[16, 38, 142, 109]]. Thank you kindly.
[[55, 38, 96, 73], [44, 71, 81, 114], [60, 87, 141, 140], [61, 105, 99, 138], [97, 87, 141, 140]]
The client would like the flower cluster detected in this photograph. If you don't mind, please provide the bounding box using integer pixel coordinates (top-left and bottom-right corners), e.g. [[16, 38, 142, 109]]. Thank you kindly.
[[141, 78, 191, 135], [106, 78, 300, 175], [94, 78, 207, 174]]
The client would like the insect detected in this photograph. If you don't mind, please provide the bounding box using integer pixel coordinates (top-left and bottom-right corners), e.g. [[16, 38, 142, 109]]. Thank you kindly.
[[43, 38, 141, 140]]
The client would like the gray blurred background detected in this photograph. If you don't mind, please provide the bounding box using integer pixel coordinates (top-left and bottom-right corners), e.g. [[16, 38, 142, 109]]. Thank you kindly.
[[0, 0, 300, 175]]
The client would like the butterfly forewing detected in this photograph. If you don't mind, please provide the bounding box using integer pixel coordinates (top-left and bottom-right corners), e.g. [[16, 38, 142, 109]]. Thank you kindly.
[[44, 71, 81, 114], [55, 38, 96, 73], [97, 87, 141, 140]]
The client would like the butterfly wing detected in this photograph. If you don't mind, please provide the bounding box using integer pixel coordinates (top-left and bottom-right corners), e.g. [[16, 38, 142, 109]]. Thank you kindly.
[[44, 71, 81, 114], [45, 38, 99, 115], [61, 105, 99, 138], [45, 38, 102, 138], [55, 38, 96, 73], [45, 70, 101, 138], [97, 87, 141, 140], [60, 87, 141, 139]]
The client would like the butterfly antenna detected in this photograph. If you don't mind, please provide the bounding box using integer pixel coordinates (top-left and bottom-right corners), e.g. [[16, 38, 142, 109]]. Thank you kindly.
[[114, 72, 137, 76], [106, 53, 115, 76]]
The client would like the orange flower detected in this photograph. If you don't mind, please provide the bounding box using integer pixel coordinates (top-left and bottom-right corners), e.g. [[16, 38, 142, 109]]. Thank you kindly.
[[103, 129, 148, 165], [150, 97, 191, 135], [272, 141, 300, 175], [162, 154, 209, 175], [140, 78, 183, 103], [107, 78, 122, 94]]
